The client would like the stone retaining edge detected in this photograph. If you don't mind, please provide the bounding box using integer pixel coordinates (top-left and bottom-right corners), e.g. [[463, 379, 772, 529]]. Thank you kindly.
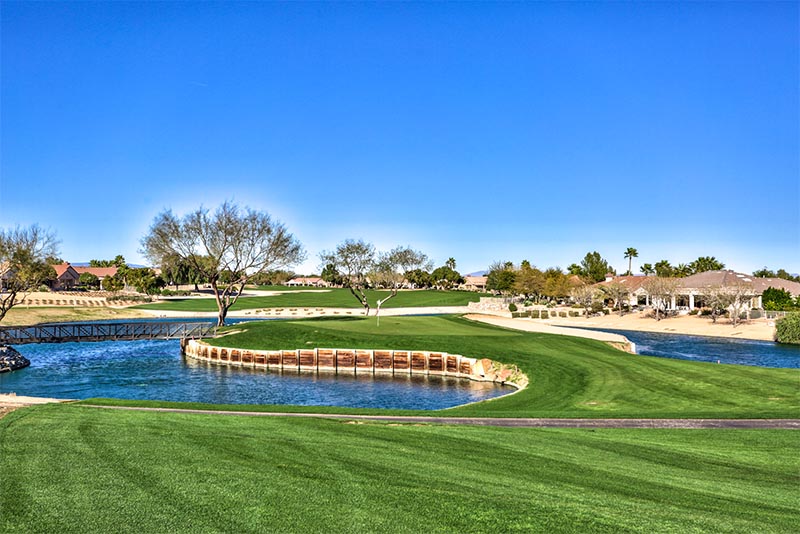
[[181, 339, 528, 390]]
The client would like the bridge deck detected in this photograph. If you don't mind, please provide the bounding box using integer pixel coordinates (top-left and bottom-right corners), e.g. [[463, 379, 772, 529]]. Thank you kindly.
[[0, 322, 216, 345]]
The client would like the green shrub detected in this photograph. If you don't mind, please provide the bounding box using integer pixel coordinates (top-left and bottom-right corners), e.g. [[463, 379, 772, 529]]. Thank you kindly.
[[775, 313, 800, 344], [540, 310, 549, 319], [569, 311, 580, 317], [160, 289, 192, 297], [107, 294, 152, 303], [559, 311, 567, 317], [508, 302, 518, 312], [688, 309, 699, 316]]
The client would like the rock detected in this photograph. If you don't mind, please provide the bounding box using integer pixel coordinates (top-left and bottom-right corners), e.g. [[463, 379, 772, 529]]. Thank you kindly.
[[0, 345, 30, 373]]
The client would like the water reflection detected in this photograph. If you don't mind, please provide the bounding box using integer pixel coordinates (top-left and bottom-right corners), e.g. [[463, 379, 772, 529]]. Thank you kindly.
[[0, 339, 511, 409], [595, 329, 800, 368]]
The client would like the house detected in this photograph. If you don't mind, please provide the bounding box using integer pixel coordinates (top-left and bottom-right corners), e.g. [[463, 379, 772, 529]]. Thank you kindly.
[[677, 270, 800, 310], [72, 265, 118, 284], [596, 275, 652, 307], [286, 276, 329, 288], [598, 270, 800, 311], [50, 263, 81, 290], [462, 275, 488, 292]]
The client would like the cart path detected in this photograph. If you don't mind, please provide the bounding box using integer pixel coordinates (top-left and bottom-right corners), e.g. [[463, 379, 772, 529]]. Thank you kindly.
[[77, 405, 800, 429]]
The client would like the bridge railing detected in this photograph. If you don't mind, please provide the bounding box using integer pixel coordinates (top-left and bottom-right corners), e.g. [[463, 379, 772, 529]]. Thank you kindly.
[[0, 322, 217, 345]]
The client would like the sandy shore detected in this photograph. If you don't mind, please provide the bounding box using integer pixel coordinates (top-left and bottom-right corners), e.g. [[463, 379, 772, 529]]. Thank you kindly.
[[0, 393, 70, 418], [464, 314, 634, 350], [542, 311, 776, 341]]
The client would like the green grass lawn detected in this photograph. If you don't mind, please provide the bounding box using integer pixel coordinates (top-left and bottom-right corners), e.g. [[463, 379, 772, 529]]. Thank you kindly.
[[162, 315, 797, 419], [1, 404, 797, 533], [4, 316, 799, 532], [135, 288, 487, 312]]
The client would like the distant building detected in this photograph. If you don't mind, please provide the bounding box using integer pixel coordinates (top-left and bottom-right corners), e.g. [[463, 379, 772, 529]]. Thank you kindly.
[[286, 276, 329, 287], [73, 265, 119, 284], [462, 275, 488, 292], [596, 274, 651, 306], [50, 263, 80, 290], [598, 270, 800, 311]]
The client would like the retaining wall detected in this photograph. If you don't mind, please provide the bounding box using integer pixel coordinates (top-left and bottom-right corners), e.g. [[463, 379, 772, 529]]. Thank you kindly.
[[180, 339, 527, 389]]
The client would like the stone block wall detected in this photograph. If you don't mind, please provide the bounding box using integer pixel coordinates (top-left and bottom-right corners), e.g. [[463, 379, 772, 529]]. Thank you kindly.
[[181, 339, 528, 389]]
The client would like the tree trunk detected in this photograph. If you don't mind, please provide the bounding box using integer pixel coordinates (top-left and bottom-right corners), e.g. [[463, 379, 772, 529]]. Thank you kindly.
[[375, 289, 398, 326], [210, 281, 228, 327]]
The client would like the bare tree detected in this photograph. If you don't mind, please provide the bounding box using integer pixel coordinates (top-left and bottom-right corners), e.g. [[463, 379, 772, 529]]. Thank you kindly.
[[0, 225, 59, 323], [370, 247, 431, 324], [141, 202, 304, 326], [570, 283, 599, 317], [642, 277, 680, 321], [319, 239, 376, 316], [704, 282, 755, 327], [602, 281, 630, 316]]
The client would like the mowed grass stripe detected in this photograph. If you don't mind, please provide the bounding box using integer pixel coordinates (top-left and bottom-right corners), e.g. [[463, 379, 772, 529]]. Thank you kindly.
[[134, 288, 487, 312], [1, 405, 797, 533], [179, 315, 799, 419]]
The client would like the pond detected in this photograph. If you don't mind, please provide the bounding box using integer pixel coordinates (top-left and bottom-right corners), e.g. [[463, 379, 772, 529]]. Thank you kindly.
[[596, 329, 800, 369], [0, 338, 512, 410]]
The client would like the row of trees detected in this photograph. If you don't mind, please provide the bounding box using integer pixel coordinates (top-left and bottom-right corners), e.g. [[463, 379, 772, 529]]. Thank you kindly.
[[753, 267, 800, 283], [3, 204, 798, 327], [637, 256, 726, 278], [321, 255, 464, 292], [620, 247, 726, 278], [318, 240, 431, 323], [486, 261, 580, 302]]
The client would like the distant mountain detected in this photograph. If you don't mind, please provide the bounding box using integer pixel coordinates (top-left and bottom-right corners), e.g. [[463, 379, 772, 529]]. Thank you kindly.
[[70, 262, 147, 268], [465, 270, 488, 277]]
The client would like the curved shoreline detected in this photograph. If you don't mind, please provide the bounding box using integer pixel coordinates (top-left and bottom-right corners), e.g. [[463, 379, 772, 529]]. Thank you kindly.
[[463, 314, 637, 352], [181, 338, 529, 390]]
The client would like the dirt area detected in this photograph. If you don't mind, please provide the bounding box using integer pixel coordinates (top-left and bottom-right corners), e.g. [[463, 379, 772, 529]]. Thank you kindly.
[[80, 405, 800, 428], [543, 311, 776, 341], [465, 314, 634, 349], [0, 393, 68, 419]]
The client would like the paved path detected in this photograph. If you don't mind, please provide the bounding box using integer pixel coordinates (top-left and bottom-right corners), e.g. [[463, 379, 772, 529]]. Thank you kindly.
[[79, 405, 800, 429]]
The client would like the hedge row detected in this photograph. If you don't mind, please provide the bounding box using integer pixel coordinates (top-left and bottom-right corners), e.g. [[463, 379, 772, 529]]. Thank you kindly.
[[775, 313, 800, 345]]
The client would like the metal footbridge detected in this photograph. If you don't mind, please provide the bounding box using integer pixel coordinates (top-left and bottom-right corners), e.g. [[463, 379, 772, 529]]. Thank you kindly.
[[0, 321, 217, 345]]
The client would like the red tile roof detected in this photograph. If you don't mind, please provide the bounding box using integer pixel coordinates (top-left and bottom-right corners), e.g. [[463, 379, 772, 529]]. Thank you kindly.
[[596, 275, 651, 292], [73, 266, 118, 278], [51, 263, 79, 280]]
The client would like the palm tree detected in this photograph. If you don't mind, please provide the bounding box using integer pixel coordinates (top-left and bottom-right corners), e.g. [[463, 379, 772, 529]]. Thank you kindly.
[[655, 260, 673, 278], [624, 247, 638, 276], [674, 263, 692, 277], [640, 263, 654, 276], [445, 257, 456, 270]]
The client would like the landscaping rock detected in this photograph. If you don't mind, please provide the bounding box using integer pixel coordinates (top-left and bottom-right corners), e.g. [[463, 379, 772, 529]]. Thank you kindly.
[[0, 345, 30, 373]]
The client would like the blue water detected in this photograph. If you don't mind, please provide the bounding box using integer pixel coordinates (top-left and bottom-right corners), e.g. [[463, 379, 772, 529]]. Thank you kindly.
[[595, 329, 800, 369], [0, 339, 511, 409]]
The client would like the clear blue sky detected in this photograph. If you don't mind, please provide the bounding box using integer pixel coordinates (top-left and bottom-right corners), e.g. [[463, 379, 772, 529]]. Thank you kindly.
[[2, 1, 797, 275]]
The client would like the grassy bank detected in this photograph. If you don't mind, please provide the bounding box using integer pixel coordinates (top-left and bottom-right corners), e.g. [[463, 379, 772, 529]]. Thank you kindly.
[[1, 404, 797, 533], [179, 315, 799, 419], [134, 288, 486, 312], [0, 306, 150, 326]]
